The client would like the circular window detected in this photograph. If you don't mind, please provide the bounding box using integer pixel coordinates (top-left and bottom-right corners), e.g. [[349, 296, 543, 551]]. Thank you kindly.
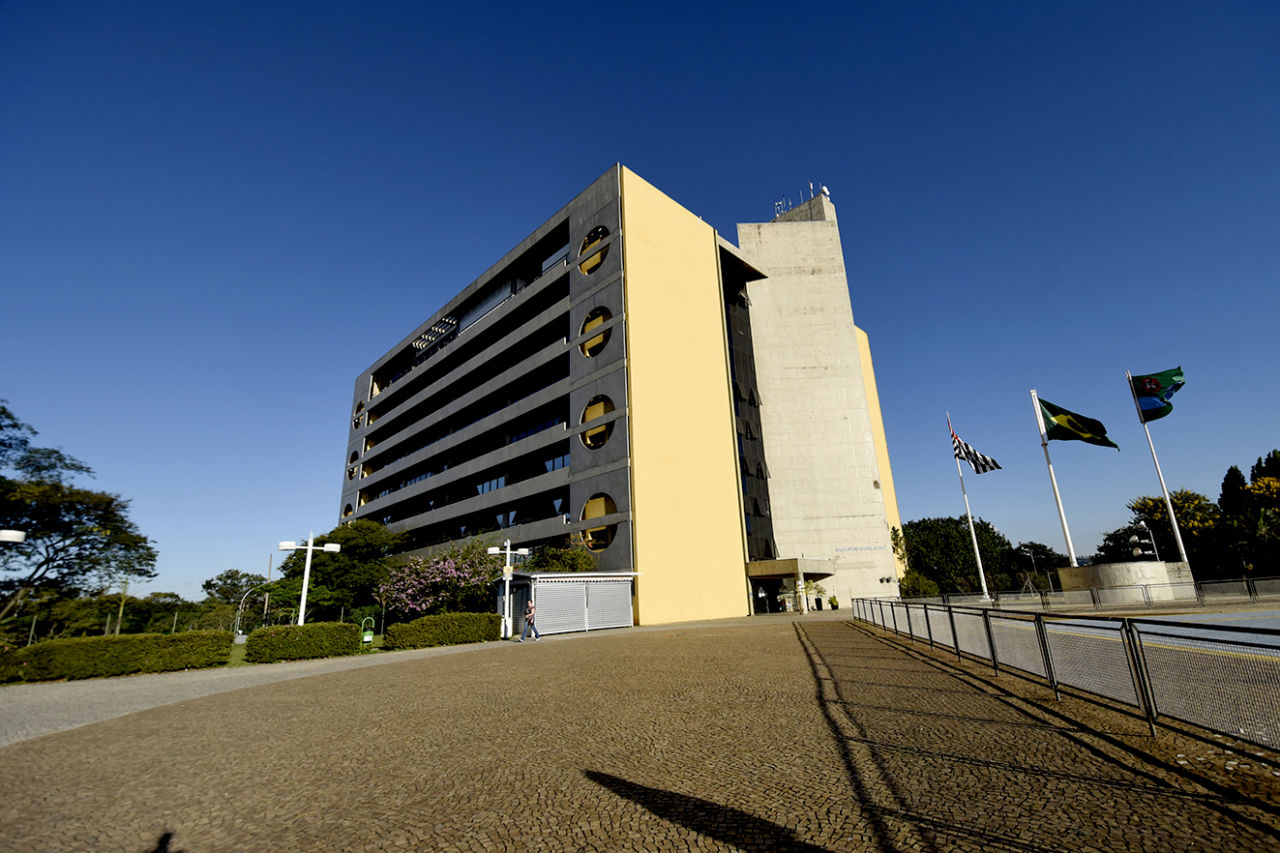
[[579, 307, 612, 358], [343, 504, 354, 518], [349, 451, 359, 464], [580, 492, 618, 552], [578, 226, 610, 275], [580, 395, 615, 449]]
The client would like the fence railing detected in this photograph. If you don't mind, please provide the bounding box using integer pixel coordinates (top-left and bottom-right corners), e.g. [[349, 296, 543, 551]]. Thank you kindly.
[[850, 597, 1280, 749], [917, 575, 1279, 611]]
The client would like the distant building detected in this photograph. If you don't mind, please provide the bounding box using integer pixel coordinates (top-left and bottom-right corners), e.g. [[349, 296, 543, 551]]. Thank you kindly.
[[340, 165, 903, 625]]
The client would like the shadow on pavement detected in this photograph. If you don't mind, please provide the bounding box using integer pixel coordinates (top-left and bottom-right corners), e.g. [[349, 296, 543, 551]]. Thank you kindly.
[[143, 831, 185, 852], [796, 619, 1280, 852], [584, 770, 831, 852]]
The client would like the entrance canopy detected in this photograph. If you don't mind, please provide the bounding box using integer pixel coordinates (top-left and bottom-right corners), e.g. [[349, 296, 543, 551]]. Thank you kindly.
[[746, 557, 834, 581], [746, 558, 834, 615]]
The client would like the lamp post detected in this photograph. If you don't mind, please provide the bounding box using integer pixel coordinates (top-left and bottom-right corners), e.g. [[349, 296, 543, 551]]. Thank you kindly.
[[234, 584, 269, 636], [1135, 520, 1160, 561], [1019, 545, 1053, 593], [278, 532, 340, 625], [3, 531, 32, 642], [488, 539, 529, 639]]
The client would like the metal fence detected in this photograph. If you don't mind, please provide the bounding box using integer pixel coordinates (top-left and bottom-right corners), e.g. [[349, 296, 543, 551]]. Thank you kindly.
[[851, 598, 1280, 749], [920, 574, 1280, 612]]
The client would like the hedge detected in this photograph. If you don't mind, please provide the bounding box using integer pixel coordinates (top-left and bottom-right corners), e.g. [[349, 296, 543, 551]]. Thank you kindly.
[[0, 631, 233, 683], [384, 612, 501, 650], [244, 622, 359, 663]]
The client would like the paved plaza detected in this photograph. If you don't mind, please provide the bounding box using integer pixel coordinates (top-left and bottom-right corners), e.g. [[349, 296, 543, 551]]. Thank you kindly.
[[2, 614, 1279, 851]]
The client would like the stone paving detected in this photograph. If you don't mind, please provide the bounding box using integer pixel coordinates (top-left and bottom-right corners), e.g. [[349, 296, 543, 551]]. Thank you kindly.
[[1, 615, 1278, 851]]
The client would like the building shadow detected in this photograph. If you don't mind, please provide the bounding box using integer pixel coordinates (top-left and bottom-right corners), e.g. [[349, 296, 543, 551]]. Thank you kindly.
[[583, 770, 831, 852]]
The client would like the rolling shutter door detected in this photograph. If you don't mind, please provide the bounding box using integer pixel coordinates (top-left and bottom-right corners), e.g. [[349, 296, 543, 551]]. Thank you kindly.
[[534, 580, 586, 635], [586, 579, 633, 630]]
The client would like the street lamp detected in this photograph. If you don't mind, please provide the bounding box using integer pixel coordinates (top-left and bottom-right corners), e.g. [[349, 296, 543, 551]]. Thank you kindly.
[[1131, 520, 1160, 561], [1019, 545, 1053, 593], [0, 530, 27, 543], [488, 539, 529, 639], [234, 584, 269, 636], [278, 532, 340, 625]]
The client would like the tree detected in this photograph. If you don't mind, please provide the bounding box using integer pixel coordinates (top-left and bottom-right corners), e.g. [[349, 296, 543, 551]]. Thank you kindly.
[[0, 402, 156, 621], [525, 533, 597, 573], [1220, 465, 1248, 517], [895, 517, 1017, 595], [0, 479, 157, 620], [1013, 541, 1068, 591], [379, 542, 502, 618], [899, 569, 939, 598], [1127, 490, 1220, 573], [275, 520, 408, 618], [201, 569, 268, 605], [1250, 450, 1280, 484], [1219, 477, 1280, 574]]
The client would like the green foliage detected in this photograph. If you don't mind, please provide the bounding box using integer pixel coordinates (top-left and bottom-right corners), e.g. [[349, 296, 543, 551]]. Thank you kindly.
[[1220, 465, 1248, 517], [525, 534, 598, 573], [0, 402, 156, 620], [0, 588, 202, 645], [899, 569, 940, 598], [1219, 477, 1280, 574], [0, 630, 232, 683], [1250, 451, 1280, 484], [1013, 541, 1068, 590], [383, 612, 501, 650], [895, 517, 1016, 594], [1094, 490, 1220, 572], [201, 569, 267, 605], [275, 520, 409, 619], [244, 622, 359, 663]]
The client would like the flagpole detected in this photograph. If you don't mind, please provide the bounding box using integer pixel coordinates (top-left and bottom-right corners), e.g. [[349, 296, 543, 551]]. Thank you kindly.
[[948, 413, 991, 600], [1031, 389, 1079, 567], [1126, 371, 1189, 565]]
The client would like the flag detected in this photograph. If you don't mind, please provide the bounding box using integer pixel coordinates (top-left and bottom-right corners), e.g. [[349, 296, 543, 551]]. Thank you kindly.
[[1039, 398, 1119, 449], [951, 426, 1001, 474], [1130, 366, 1185, 423]]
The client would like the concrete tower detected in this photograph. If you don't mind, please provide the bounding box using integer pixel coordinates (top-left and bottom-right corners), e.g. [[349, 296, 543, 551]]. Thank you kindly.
[[736, 194, 905, 604]]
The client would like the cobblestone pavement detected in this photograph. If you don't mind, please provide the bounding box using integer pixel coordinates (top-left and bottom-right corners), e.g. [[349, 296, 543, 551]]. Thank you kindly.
[[1, 617, 1278, 852]]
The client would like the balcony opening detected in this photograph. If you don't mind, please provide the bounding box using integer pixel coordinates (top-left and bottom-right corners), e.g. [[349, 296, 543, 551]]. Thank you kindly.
[[580, 394, 615, 449], [579, 307, 612, 358]]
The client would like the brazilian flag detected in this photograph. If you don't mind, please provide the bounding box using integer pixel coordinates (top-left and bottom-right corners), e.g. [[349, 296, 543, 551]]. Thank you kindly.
[[1130, 366, 1185, 423], [1039, 398, 1119, 449]]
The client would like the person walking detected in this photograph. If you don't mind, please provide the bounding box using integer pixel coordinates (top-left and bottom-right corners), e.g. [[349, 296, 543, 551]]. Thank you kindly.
[[519, 599, 540, 642]]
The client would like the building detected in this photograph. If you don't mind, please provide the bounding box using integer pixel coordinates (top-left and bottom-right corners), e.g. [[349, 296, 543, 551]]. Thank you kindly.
[[339, 165, 903, 625]]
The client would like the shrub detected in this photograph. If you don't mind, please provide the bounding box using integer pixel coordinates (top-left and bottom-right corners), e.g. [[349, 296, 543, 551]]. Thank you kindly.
[[383, 612, 500, 650], [0, 631, 233, 683], [244, 622, 359, 663]]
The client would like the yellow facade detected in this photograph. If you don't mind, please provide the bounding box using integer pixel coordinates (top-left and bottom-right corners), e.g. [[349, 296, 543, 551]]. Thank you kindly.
[[856, 326, 906, 577], [619, 167, 751, 623]]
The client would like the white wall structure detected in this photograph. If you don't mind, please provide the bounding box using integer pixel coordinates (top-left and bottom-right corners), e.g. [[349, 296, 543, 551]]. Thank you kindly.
[[736, 195, 903, 604], [1058, 561, 1195, 603]]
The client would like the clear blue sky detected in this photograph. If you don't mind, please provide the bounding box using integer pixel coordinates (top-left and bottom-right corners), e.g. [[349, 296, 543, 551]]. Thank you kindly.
[[3, 1, 1277, 598]]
